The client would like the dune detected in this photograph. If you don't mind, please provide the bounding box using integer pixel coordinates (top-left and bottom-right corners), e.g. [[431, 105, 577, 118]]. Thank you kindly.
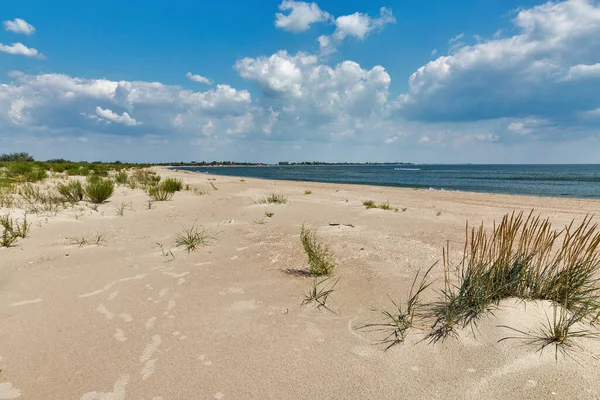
[[1, 166, 599, 399]]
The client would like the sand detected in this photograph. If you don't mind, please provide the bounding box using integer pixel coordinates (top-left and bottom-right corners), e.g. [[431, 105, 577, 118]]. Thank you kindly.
[[1, 167, 599, 399]]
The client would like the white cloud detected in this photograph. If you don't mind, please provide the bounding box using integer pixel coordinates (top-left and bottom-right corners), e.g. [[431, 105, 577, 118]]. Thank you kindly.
[[186, 72, 212, 84], [3, 18, 35, 35], [448, 33, 464, 43], [0, 43, 44, 58], [0, 71, 254, 140], [418, 136, 430, 143], [236, 50, 393, 141], [95, 106, 140, 126], [397, 0, 600, 126], [430, 49, 438, 56], [275, 1, 330, 33], [333, 7, 395, 41], [564, 63, 600, 80]]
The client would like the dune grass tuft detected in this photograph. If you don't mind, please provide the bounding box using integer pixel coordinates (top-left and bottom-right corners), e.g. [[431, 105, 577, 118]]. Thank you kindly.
[[57, 180, 84, 203], [300, 224, 336, 276], [175, 224, 216, 253], [84, 178, 115, 204], [257, 193, 288, 204], [304, 190, 312, 195], [147, 184, 174, 201], [162, 177, 183, 192], [427, 211, 600, 350]]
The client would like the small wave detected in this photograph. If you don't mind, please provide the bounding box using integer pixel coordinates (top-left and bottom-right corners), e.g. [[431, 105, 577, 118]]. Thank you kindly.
[[394, 168, 421, 171]]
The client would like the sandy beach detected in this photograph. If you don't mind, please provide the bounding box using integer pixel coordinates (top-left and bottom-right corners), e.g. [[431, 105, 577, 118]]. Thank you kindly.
[[1, 166, 600, 400]]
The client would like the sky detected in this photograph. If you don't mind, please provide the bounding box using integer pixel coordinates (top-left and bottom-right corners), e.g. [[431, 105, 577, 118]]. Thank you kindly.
[[1, 0, 600, 164]]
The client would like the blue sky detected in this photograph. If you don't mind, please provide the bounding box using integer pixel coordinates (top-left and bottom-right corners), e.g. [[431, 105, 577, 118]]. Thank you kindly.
[[1, 0, 600, 163]]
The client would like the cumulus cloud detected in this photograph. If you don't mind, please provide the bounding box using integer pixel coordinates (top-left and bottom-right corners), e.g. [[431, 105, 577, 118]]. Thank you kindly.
[[275, 1, 330, 33], [333, 7, 395, 40], [95, 106, 140, 126], [0, 43, 44, 58], [397, 0, 600, 126], [3, 18, 35, 35], [0, 71, 253, 139], [236, 50, 391, 139], [186, 72, 212, 84]]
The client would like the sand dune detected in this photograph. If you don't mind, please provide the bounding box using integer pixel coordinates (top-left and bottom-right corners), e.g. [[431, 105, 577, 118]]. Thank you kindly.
[[1, 167, 599, 399]]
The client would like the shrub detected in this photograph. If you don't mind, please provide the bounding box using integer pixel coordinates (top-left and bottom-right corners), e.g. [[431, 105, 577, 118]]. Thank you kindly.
[[300, 224, 336, 276], [57, 180, 84, 203], [84, 178, 115, 204]]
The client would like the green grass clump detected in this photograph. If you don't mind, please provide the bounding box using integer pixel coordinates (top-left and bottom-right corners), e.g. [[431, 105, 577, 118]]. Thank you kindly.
[[363, 200, 398, 211], [428, 211, 600, 349], [265, 211, 274, 218], [304, 190, 312, 195], [147, 183, 174, 201], [300, 224, 336, 276], [84, 178, 115, 204], [162, 177, 183, 192], [175, 224, 216, 253], [56, 180, 84, 203], [257, 193, 288, 204]]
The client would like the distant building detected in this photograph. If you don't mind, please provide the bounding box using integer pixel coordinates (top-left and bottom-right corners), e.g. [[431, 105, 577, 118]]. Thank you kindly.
[[190, 161, 197, 164], [279, 161, 289, 165]]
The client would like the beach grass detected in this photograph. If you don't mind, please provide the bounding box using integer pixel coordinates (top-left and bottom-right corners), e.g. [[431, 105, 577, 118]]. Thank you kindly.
[[175, 224, 216, 253], [84, 179, 115, 204], [300, 224, 336, 276], [257, 193, 288, 204]]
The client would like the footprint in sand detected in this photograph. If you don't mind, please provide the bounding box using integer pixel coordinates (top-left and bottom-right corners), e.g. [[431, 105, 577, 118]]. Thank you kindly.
[[0, 382, 22, 399], [107, 291, 119, 301], [118, 313, 133, 323], [145, 317, 157, 330], [80, 374, 129, 400], [139, 335, 162, 381], [114, 329, 127, 342], [96, 304, 114, 320]]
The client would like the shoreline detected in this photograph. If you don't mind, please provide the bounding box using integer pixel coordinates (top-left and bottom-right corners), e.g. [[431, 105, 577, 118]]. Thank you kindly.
[[170, 165, 600, 202]]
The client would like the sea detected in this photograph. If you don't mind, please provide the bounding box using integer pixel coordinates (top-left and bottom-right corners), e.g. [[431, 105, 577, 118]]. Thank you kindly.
[[176, 164, 600, 200]]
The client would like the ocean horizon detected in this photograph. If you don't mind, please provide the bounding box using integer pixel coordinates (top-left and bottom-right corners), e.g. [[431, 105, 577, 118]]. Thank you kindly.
[[177, 164, 600, 200]]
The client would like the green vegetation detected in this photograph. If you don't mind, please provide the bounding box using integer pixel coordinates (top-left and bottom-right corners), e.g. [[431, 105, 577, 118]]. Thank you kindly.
[[56, 180, 84, 203], [175, 224, 216, 253], [84, 178, 115, 204], [114, 171, 129, 185], [363, 200, 398, 212], [302, 276, 340, 313], [304, 190, 312, 195], [257, 193, 288, 204], [69, 233, 106, 247], [300, 224, 336, 276], [359, 265, 434, 349], [0, 214, 31, 247], [265, 211, 274, 218], [147, 183, 174, 201], [162, 177, 183, 192]]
